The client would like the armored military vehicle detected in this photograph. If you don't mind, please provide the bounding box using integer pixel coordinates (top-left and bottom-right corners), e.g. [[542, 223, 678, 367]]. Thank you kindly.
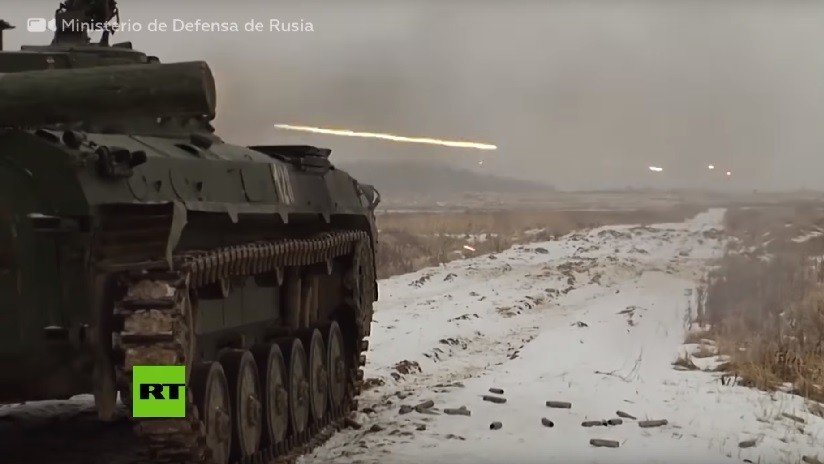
[[0, 1, 379, 462]]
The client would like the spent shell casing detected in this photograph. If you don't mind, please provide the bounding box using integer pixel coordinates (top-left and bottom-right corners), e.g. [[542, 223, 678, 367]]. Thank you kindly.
[[545, 401, 572, 409]]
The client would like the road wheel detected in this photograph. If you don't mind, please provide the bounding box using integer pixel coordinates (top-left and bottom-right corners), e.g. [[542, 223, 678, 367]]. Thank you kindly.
[[326, 321, 347, 411], [219, 349, 263, 460], [191, 361, 231, 464], [251, 342, 289, 447], [280, 337, 309, 437], [304, 329, 328, 421]]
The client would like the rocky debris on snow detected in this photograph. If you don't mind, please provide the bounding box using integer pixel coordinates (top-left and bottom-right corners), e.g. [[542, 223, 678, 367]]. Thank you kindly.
[[638, 419, 668, 428], [445, 434, 466, 440], [546, 401, 572, 409], [519, 295, 545, 310], [489, 387, 504, 395], [671, 353, 698, 371], [497, 306, 517, 318], [702, 228, 723, 240], [482, 395, 507, 404], [414, 400, 435, 413], [541, 418, 555, 428], [489, 421, 503, 430], [575, 245, 598, 255], [616, 410, 636, 420], [618, 305, 641, 315], [629, 226, 649, 235], [394, 360, 421, 375], [443, 406, 471, 416], [534, 247, 549, 254], [598, 229, 632, 240], [361, 378, 385, 390], [544, 287, 560, 296], [368, 424, 384, 433], [398, 405, 413, 415], [443, 273, 457, 282], [416, 424, 427, 431], [535, 266, 553, 278], [425, 347, 447, 362], [409, 273, 433, 288], [447, 313, 479, 322], [781, 412, 806, 424], [571, 321, 589, 328], [606, 418, 623, 426], [738, 439, 757, 448], [438, 337, 468, 349], [590, 438, 620, 448], [344, 417, 362, 430]]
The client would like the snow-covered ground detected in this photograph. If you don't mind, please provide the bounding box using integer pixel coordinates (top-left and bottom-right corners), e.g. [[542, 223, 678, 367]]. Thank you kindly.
[[792, 229, 824, 244], [305, 209, 824, 464]]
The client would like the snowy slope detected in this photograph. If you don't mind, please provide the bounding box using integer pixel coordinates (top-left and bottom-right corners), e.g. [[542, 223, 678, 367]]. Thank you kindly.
[[304, 209, 824, 464]]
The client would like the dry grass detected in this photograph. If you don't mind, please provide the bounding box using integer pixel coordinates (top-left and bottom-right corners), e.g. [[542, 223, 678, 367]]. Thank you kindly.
[[704, 206, 824, 402], [374, 206, 700, 279]]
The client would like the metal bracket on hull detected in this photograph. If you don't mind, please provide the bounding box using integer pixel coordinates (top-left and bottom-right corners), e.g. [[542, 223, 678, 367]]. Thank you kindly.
[[166, 201, 187, 268]]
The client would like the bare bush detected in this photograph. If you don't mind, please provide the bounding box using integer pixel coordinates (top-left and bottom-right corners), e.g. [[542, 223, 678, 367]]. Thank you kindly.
[[705, 207, 824, 401], [374, 207, 699, 279]]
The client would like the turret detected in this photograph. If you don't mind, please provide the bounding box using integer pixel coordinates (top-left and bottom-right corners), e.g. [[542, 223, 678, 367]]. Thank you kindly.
[[0, 61, 216, 128]]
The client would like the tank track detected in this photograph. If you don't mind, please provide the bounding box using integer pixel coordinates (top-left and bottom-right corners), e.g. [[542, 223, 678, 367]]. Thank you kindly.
[[112, 230, 370, 463]]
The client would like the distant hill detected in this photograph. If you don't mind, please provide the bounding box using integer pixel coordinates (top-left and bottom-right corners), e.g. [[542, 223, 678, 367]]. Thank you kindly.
[[337, 160, 554, 196]]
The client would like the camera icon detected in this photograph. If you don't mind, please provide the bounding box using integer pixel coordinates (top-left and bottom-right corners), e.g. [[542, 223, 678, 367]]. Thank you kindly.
[[27, 18, 47, 33]]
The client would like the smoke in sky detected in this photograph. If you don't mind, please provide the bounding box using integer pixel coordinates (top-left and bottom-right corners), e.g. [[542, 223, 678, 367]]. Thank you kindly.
[[4, 0, 824, 190]]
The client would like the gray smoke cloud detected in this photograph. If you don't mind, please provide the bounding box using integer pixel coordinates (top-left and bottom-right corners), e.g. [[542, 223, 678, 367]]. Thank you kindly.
[[3, 0, 823, 190]]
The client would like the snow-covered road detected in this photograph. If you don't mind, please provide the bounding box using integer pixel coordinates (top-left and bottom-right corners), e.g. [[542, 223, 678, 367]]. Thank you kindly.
[[305, 209, 824, 464]]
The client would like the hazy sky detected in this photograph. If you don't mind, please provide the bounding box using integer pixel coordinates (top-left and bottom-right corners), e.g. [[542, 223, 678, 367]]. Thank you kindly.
[[3, 0, 824, 190]]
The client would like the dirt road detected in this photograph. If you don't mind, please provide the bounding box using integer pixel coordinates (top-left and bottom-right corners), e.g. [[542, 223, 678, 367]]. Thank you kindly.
[[304, 209, 823, 464]]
